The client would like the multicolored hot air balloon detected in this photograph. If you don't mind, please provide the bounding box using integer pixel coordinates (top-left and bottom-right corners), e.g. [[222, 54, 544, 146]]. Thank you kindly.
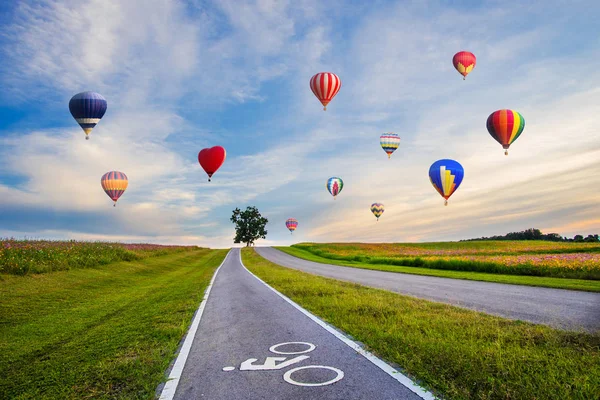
[[326, 177, 343, 200], [310, 72, 341, 111], [486, 109, 525, 155], [69, 91, 107, 140], [101, 171, 128, 207], [452, 51, 476, 80], [370, 203, 384, 221], [285, 218, 298, 234], [198, 146, 226, 182], [380, 133, 400, 159], [429, 159, 464, 206]]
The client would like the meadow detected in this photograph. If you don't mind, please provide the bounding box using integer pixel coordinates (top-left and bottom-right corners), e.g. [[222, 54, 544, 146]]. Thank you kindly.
[[289, 241, 600, 280], [0, 239, 199, 275], [1, 240, 228, 399], [243, 248, 600, 400]]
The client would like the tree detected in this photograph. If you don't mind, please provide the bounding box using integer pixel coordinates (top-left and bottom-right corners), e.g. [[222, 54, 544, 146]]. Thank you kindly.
[[230, 206, 268, 247]]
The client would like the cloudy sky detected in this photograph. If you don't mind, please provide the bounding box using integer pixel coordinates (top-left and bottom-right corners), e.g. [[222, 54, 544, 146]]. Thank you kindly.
[[0, 0, 599, 248]]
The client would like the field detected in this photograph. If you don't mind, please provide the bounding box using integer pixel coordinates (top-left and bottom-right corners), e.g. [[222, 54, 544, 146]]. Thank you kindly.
[[1, 241, 228, 399], [289, 241, 600, 280], [0, 239, 200, 275], [242, 248, 600, 400]]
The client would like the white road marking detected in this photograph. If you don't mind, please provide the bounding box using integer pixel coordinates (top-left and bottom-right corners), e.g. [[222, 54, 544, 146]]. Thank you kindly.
[[283, 365, 344, 387], [159, 250, 232, 400], [240, 249, 438, 400], [240, 355, 310, 370], [269, 341, 316, 355], [222, 366, 235, 372]]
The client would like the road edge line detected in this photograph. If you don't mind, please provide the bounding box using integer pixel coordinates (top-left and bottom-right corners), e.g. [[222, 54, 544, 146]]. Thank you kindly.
[[158, 249, 231, 400], [239, 248, 438, 400]]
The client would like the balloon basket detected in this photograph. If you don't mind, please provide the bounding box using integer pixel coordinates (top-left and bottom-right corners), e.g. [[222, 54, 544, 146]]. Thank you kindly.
[[444, 200, 448, 206], [85, 136, 90, 140], [323, 106, 327, 111], [505, 150, 508, 156]]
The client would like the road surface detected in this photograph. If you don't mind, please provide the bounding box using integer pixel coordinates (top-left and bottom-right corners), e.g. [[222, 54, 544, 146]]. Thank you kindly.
[[255, 247, 600, 333], [165, 249, 433, 400]]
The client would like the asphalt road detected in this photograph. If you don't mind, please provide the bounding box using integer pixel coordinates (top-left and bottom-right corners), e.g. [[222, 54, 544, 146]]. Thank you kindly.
[[171, 249, 431, 400], [255, 247, 600, 333]]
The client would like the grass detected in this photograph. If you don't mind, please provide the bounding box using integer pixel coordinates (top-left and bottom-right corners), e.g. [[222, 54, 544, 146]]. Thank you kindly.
[[242, 248, 600, 400], [276, 246, 600, 292], [0, 248, 228, 399], [0, 239, 200, 275]]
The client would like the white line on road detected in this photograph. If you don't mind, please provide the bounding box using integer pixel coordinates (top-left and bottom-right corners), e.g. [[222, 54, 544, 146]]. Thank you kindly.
[[159, 250, 232, 400], [239, 249, 438, 400]]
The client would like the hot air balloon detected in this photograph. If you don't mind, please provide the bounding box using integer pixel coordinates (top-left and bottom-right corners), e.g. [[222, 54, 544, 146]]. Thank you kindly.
[[380, 133, 400, 159], [370, 203, 384, 221], [285, 218, 298, 234], [452, 51, 476, 80], [198, 146, 226, 182], [486, 109, 525, 155], [326, 177, 344, 200], [69, 91, 107, 140], [310, 72, 341, 111], [101, 171, 128, 207], [429, 159, 464, 206]]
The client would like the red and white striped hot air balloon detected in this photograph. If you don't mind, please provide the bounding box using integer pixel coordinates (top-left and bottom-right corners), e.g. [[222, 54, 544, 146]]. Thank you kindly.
[[310, 72, 341, 111]]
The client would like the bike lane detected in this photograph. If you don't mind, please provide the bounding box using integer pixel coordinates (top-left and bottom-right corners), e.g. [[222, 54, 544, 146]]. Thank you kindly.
[[166, 248, 434, 400]]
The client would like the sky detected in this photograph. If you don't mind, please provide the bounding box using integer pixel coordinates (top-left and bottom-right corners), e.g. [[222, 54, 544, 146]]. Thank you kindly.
[[0, 0, 599, 249]]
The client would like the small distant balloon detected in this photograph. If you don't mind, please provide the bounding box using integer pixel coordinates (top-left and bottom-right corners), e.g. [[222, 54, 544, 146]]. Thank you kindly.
[[452, 51, 476, 80], [380, 133, 400, 159], [486, 109, 525, 155], [429, 159, 464, 206], [69, 91, 107, 140], [326, 177, 344, 200], [285, 218, 298, 234], [198, 146, 226, 182], [370, 203, 384, 221], [310, 72, 341, 111], [101, 171, 128, 207]]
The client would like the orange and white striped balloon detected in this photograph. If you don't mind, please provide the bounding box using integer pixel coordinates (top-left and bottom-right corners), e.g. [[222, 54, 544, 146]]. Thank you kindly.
[[310, 72, 341, 111]]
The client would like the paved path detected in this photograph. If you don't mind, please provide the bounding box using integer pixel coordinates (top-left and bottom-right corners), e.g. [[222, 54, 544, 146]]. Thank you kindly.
[[255, 247, 600, 333], [167, 249, 432, 400]]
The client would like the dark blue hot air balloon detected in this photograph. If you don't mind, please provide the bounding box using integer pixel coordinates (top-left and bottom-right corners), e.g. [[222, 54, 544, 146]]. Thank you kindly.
[[69, 91, 107, 140], [429, 159, 464, 206]]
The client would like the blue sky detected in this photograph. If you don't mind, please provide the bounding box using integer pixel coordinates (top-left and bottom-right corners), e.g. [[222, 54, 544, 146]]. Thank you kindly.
[[1, 0, 599, 248]]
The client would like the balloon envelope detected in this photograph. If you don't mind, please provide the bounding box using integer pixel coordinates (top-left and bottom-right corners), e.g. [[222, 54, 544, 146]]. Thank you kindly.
[[101, 171, 128, 206], [285, 218, 298, 233], [198, 146, 226, 181], [310, 72, 341, 110], [69, 91, 107, 139], [429, 159, 464, 205], [326, 177, 344, 199], [452, 51, 476, 80], [486, 109, 525, 155], [380, 133, 400, 158], [370, 203, 384, 220]]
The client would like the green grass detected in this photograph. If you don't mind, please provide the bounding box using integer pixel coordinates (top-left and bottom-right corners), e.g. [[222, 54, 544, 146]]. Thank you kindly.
[[0, 248, 228, 399], [243, 248, 600, 400], [277, 246, 600, 292]]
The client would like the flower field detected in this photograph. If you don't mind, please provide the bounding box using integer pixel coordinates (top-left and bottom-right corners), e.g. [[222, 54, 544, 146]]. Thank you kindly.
[[0, 239, 201, 275], [292, 241, 600, 280]]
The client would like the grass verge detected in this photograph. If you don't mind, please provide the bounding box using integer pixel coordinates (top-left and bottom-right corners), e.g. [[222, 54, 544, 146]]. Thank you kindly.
[[277, 246, 600, 292], [0, 248, 228, 399], [243, 248, 600, 400]]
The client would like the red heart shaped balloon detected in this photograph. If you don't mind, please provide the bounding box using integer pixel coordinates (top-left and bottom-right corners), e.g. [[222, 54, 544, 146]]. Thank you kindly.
[[198, 146, 226, 182]]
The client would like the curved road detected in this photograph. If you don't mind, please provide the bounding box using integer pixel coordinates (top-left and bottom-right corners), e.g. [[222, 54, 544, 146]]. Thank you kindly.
[[255, 247, 600, 333], [165, 249, 433, 400]]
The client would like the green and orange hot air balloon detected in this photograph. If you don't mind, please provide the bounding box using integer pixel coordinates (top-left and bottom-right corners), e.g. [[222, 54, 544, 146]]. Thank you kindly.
[[453, 51, 476, 80], [486, 109, 525, 155]]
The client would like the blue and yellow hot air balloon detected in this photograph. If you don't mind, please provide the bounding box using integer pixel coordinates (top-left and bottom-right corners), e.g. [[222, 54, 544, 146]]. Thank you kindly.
[[326, 177, 344, 200], [370, 203, 384, 221], [429, 159, 463, 206], [380, 133, 400, 159], [101, 171, 128, 206], [285, 218, 298, 234], [69, 91, 107, 140]]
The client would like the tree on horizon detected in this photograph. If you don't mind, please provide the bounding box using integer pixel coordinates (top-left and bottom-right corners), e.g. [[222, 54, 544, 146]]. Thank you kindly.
[[230, 206, 268, 247]]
